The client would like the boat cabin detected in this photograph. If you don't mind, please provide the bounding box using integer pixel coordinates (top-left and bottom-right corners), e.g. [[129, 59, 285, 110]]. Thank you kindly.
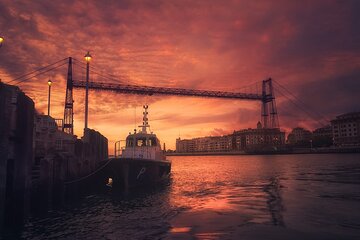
[[121, 105, 166, 161]]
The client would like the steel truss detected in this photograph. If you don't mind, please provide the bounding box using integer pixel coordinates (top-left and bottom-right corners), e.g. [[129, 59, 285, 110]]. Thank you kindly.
[[72, 80, 263, 100]]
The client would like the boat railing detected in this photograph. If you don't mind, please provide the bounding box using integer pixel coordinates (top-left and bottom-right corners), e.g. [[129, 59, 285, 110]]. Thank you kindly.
[[114, 140, 126, 158]]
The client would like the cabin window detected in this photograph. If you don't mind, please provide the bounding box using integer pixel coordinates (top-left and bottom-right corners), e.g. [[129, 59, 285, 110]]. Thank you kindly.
[[136, 138, 147, 147], [127, 138, 134, 147], [148, 137, 157, 146]]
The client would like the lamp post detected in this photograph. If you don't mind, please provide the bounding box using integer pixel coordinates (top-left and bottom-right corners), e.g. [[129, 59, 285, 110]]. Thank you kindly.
[[84, 51, 92, 129], [47, 79, 52, 116], [0, 36, 4, 48]]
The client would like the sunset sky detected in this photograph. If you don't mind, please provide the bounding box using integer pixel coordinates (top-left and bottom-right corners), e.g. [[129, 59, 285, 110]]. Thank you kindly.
[[1, 0, 359, 151]]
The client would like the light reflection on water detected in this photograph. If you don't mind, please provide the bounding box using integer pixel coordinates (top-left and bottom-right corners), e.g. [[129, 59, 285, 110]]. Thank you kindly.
[[20, 154, 360, 239]]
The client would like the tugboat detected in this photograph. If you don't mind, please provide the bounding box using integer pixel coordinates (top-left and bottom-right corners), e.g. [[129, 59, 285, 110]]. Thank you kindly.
[[111, 105, 171, 189]]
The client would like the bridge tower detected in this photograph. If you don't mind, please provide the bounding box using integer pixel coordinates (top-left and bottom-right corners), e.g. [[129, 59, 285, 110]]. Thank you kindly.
[[261, 78, 279, 129], [63, 57, 74, 134]]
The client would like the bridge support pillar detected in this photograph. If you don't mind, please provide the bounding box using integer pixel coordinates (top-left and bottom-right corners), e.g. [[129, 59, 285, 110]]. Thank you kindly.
[[261, 78, 279, 129]]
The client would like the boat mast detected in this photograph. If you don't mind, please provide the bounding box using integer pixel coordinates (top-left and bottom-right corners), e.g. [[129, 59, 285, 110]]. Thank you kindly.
[[139, 105, 150, 133]]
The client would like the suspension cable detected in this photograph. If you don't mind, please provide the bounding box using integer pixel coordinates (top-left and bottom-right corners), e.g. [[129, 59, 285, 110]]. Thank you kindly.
[[73, 58, 129, 80], [8, 62, 68, 85], [4, 58, 68, 84], [72, 60, 129, 84], [275, 87, 328, 127], [273, 80, 331, 123]]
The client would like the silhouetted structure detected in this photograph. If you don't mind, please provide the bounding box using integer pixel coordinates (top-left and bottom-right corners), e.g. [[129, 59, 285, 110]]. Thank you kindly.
[[79, 128, 108, 177], [32, 114, 77, 211], [63, 57, 74, 135], [261, 78, 279, 129], [32, 115, 108, 211], [0, 82, 109, 230], [312, 125, 332, 147], [0, 83, 34, 231]]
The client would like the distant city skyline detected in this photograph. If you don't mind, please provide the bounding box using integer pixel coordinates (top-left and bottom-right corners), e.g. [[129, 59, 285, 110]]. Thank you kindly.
[[0, 0, 359, 149]]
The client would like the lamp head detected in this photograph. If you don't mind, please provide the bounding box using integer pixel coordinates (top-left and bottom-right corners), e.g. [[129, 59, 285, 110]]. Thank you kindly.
[[84, 51, 92, 62], [48, 79, 52, 86]]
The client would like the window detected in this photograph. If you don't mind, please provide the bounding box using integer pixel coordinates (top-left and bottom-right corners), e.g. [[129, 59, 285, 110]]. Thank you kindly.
[[148, 137, 157, 146], [136, 138, 146, 147], [127, 138, 134, 147]]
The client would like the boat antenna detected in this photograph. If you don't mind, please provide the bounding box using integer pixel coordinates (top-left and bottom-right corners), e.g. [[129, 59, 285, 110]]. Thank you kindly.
[[134, 106, 137, 131]]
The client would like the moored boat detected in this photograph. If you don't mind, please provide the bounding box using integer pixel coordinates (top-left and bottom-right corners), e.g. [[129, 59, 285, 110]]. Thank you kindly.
[[110, 105, 171, 189]]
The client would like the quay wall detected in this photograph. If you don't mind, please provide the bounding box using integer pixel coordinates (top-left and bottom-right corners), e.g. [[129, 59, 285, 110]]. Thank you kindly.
[[0, 83, 109, 232], [0, 83, 34, 231]]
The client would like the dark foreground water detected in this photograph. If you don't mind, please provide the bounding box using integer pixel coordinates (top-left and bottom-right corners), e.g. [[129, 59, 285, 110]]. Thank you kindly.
[[18, 154, 360, 239]]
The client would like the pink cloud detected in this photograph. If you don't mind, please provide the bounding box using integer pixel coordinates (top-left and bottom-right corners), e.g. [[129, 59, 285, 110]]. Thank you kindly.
[[0, 0, 359, 150]]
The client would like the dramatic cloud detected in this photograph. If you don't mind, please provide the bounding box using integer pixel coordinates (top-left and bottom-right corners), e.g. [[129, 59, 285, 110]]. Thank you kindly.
[[0, 0, 359, 150]]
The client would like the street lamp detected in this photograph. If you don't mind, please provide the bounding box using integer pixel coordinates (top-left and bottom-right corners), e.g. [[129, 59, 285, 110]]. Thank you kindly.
[[84, 51, 92, 129], [47, 79, 52, 116], [0, 36, 4, 48]]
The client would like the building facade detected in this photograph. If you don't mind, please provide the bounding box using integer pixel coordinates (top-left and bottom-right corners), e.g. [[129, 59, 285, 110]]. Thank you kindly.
[[287, 127, 312, 146], [176, 122, 285, 153], [233, 128, 285, 151], [331, 112, 360, 146], [312, 125, 332, 147], [176, 135, 233, 153]]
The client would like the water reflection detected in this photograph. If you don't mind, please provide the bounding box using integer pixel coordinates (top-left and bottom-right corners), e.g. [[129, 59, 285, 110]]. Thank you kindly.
[[17, 154, 360, 240], [263, 177, 285, 226], [22, 181, 175, 239]]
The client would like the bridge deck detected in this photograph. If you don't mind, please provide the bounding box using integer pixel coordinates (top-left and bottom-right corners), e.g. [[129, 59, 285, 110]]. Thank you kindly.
[[73, 81, 263, 100]]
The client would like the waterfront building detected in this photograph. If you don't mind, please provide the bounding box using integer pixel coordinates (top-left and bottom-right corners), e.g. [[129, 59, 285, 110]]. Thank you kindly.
[[193, 135, 233, 152], [176, 135, 232, 153], [287, 127, 312, 146], [176, 138, 194, 153], [312, 125, 332, 147], [176, 122, 285, 153], [331, 112, 360, 146], [232, 122, 285, 151]]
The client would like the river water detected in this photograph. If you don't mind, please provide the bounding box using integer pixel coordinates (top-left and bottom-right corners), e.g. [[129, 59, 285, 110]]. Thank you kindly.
[[19, 154, 360, 239]]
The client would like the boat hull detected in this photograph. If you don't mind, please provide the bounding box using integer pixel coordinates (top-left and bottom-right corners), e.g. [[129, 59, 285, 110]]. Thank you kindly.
[[64, 158, 171, 195], [108, 158, 171, 189]]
